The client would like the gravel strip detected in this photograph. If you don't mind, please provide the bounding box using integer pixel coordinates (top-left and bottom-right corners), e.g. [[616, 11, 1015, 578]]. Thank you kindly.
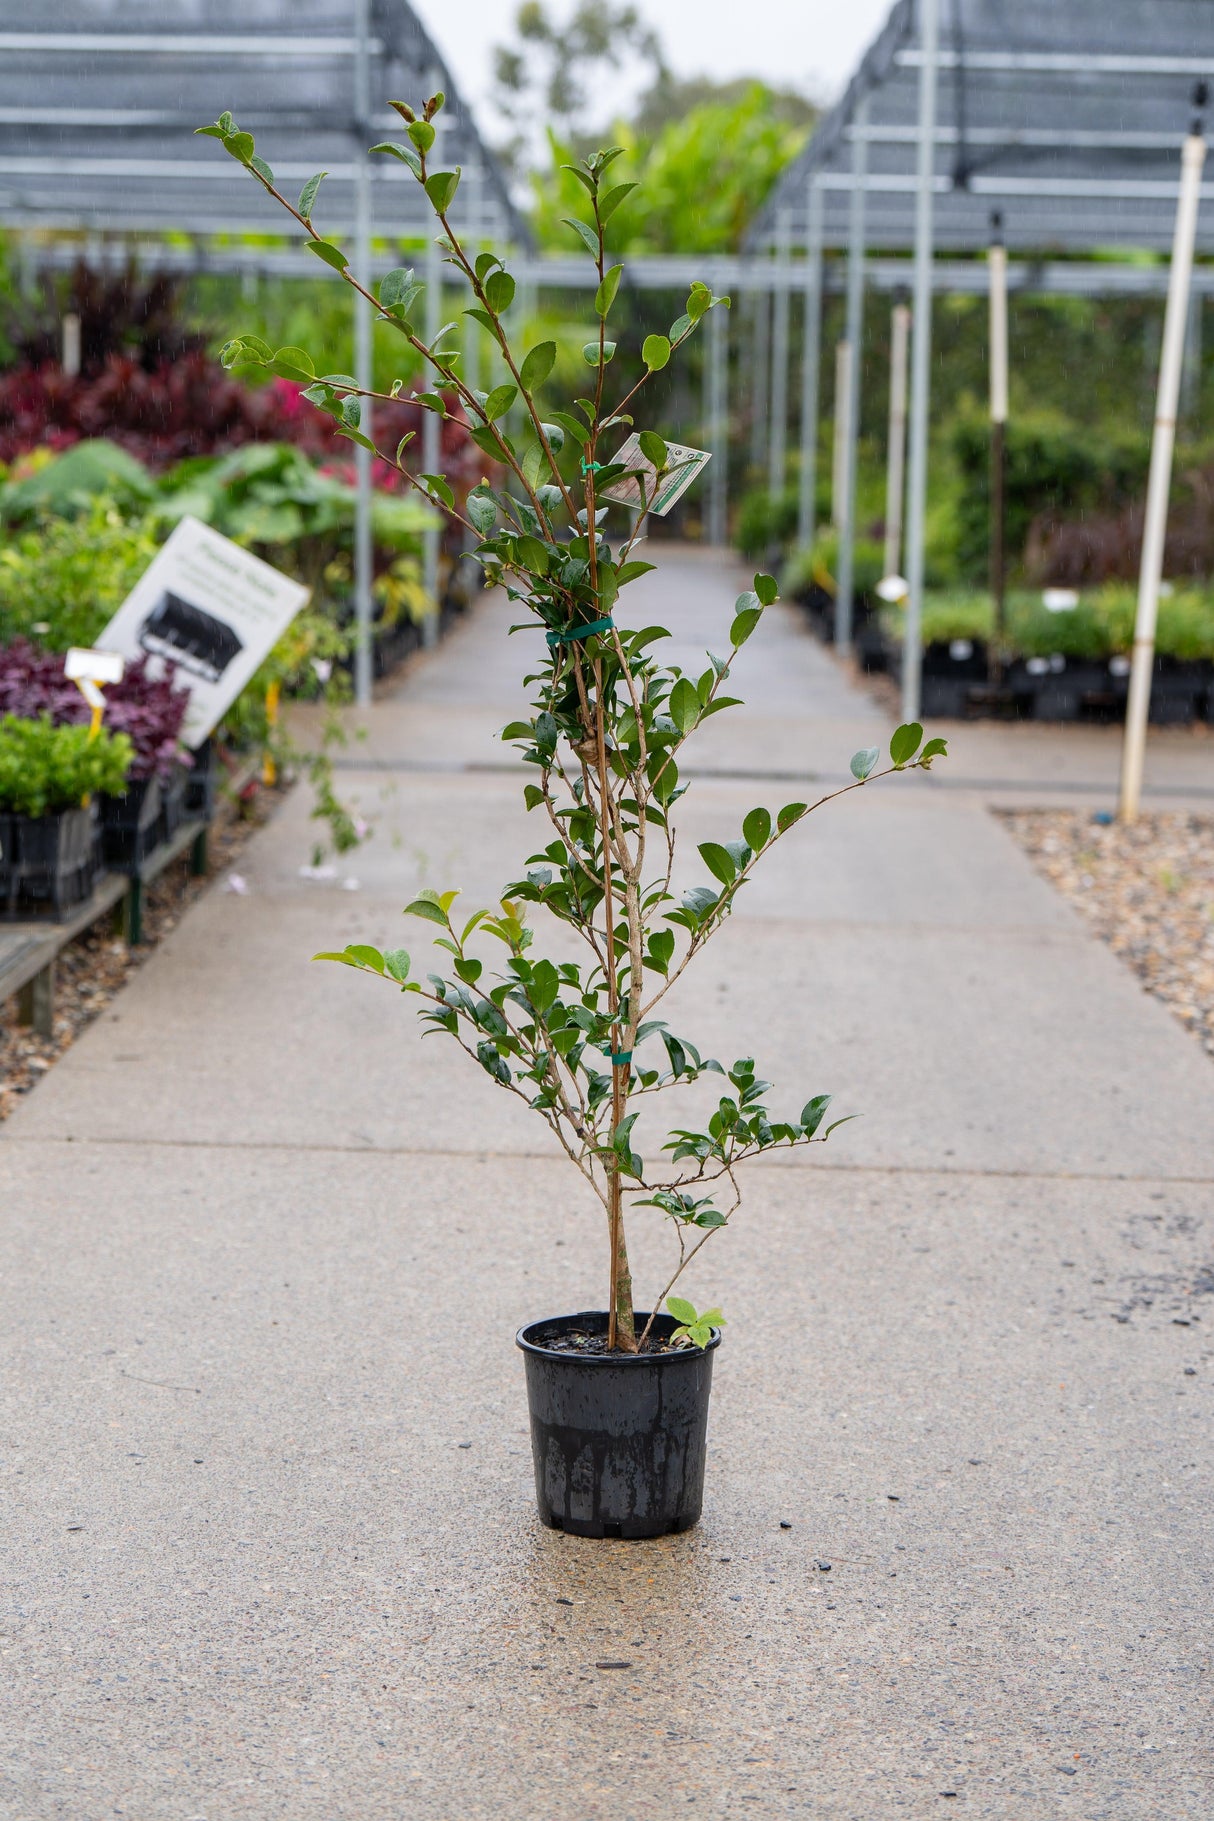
[[0, 782, 286, 1121], [1001, 808, 1214, 1060]]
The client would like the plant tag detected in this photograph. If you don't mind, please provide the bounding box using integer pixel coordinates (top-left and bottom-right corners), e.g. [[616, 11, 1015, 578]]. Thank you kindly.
[[600, 434, 711, 516]]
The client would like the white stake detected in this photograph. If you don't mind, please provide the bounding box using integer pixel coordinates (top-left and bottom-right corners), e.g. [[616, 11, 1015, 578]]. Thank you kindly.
[[1119, 112, 1206, 822], [832, 339, 852, 532], [883, 298, 911, 580]]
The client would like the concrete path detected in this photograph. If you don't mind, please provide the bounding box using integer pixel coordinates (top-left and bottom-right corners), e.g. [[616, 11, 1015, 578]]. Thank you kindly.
[[3, 549, 1213, 1819]]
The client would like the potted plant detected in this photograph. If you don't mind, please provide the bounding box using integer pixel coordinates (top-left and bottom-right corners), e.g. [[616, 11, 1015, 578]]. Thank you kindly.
[[0, 640, 191, 865], [201, 97, 949, 1537], [0, 713, 132, 916]]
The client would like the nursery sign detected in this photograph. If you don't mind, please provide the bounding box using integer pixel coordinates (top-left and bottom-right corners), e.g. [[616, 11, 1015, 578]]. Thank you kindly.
[[601, 435, 711, 516], [96, 516, 309, 748]]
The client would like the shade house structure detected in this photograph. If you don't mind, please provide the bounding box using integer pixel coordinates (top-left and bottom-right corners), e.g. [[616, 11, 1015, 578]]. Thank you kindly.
[[0, 1, 529, 704], [747, 0, 1214, 716]]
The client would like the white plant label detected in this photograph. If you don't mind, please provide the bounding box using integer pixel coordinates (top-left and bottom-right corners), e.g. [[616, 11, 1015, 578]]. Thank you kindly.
[[95, 515, 310, 748], [600, 434, 711, 517]]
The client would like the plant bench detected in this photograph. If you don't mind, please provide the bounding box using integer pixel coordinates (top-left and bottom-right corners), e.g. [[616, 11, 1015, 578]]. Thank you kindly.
[[0, 818, 211, 1039]]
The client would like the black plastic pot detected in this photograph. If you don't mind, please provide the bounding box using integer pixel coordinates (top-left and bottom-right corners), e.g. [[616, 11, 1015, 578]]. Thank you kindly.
[[99, 776, 163, 871], [0, 802, 100, 918], [517, 1311, 721, 1539]]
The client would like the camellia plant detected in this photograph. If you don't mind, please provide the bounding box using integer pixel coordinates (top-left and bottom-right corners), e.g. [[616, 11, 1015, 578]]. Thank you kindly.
[[200, 95, 947, 1361]]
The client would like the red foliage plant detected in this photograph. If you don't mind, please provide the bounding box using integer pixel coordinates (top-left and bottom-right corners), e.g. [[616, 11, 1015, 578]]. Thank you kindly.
[[0, 353, 482, 501]]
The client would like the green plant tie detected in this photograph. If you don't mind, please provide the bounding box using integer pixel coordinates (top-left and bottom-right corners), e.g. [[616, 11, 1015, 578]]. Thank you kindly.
[[602, 1048, 633, 1067], [546, 615, 614, 647], [580, 459, 604, 476]]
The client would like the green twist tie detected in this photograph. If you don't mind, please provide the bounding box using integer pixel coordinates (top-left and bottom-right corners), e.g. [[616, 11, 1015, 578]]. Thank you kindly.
[[581, 459, 604, 475], [546, 615, 614, 647]]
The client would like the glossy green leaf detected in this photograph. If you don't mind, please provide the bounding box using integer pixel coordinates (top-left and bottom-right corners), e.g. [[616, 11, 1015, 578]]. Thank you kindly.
[[595, 263, 624, 317], [404, 897, 450, 926], [668, 676, 699, 734], [699, 841, 738, 885], [484, 269, 516, 313], [306, 239, 348, 271], [753, 572, 779, 605], [742, 807, 771, 851], [777, 801, 807, 832], [424, 168, 460, 213], [730, 607, 761, 646], [484, 383, 518, 423], [520, 340, 556, 390], [563, 216, 600, 257], [920, 736, 949, 766], [638, 430, 668, 468], [889, 721, 923, 766], [642, 333, 671, 371], [297, 171, 327, 218]]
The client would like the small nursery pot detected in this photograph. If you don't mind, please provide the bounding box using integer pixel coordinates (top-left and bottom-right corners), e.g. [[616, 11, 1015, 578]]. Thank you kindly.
[[517, 1311, 721, 1539]]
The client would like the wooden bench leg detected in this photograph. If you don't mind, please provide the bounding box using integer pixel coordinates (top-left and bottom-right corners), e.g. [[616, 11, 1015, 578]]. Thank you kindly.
[[17, 960, 54, 1039]]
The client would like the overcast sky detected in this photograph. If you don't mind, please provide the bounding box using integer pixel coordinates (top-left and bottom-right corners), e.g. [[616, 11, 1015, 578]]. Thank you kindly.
[[409, 0, 893, 129]]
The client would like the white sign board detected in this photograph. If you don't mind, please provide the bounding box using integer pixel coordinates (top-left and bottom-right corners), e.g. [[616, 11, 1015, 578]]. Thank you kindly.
[[96, 515, 310, 748]]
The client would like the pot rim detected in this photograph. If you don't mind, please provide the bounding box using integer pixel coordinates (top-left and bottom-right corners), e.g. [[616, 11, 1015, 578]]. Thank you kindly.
[[516, 1309, 722, 1364]]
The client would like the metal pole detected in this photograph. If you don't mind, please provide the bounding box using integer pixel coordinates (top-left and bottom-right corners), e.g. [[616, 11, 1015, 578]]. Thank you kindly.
[[831, 340, 852, 530], [352, 0, 373, 706], [797, 176, 824, 549], [749, 279, 770, 481], [902, 0, 940, 723], [836, 96, 869, 653], [988, 212, 1009, 672], [1119, 99, 1206, 822], [767, 208, 791, 499], [707, 285, 729, 546], [883, 294, 911, 578], [421, 225, 442, 649]]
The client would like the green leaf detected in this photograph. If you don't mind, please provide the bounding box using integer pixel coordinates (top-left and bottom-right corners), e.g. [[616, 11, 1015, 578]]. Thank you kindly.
[[483, 269, 516, 314], [668, 676, 699, 734], [667, 1296, 697, 1325], [800, 1093, 832, 1136], [407, 119, 435, 152], [269, 346, 315, 381], [669, 312, 693, 342], [380, 266, 421, 314], [742, 807, 771, 851], [467, 487, 497, 534], [222, 131, 255, 164], [699, 841, 738, 885], [753, 572, 779, 605], [730, 608, 761, 646], [889, 722, 923, 766], [520, 341, 556, 390], [600, 181, 637, 222], [500, 721, 533, 742], [383, 948, 411, 983], [595, 263, 624, 317], [295, 171, 327, 219], [484, 383, 518, 423], [249, 154, 274, 184], [637, 429, 668, 468], [647, 929, 675, 973], [420, 473, 454, 511], [919, 736, 949, 766], [850, 746, 879, 781], [642, 333, 671, 371], [616, 560, 655, 585], [694, 1209, 728, 1229], [347, 944, 385, 973], [424, 168, 461, 213], [777, 801, 807, 832], [551, 410, 589, 448], [370, 140, 423, 177], [563, 216, 600, 257], [306, 239, 348, 272], [404, 897, 450, 926], [474, 251, 502, 280]]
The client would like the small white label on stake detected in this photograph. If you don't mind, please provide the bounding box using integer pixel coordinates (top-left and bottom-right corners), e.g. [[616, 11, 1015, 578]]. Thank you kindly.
[[600, 434, 711, 517]]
